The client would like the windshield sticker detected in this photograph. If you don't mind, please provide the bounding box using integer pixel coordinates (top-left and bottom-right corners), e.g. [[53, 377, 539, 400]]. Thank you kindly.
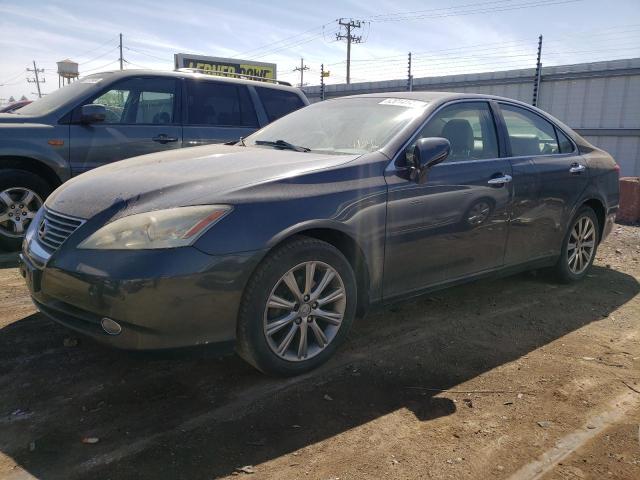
[[379, 98, 428, 108]]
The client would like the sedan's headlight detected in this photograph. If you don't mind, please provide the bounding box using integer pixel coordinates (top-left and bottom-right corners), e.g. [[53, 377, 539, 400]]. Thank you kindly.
[[78, 205, 232, 250]]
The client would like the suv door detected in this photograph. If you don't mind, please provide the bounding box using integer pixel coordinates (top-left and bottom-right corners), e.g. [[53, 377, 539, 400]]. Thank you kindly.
[[183, 80, 259, 146], [68, 77, 181, 175], [498, 102, 589, 265], [384, 101, 512, 298]]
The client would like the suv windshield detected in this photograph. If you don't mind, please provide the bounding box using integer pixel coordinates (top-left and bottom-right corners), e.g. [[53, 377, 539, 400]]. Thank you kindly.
[[16, 75, 107, 116], [245, 97, 429, 155]]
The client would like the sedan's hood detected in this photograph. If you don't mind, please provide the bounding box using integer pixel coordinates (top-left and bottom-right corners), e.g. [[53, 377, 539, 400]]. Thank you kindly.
[[46, 144, 359, 219]]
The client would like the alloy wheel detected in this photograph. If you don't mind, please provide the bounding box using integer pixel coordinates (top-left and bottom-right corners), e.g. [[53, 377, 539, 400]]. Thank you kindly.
[[0, 187, 43, 238], [467, 201, 491, 225], [567, 216, 596, 275], [263, 261, 346, 362]]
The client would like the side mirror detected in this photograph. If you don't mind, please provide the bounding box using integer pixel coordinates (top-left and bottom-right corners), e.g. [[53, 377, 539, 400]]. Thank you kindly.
[[410, 137, 450, 183], [80, 104, 106, 124]]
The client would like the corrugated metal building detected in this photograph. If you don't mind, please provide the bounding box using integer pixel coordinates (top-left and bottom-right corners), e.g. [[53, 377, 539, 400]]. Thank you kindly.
[[303, 57, 640, 176]]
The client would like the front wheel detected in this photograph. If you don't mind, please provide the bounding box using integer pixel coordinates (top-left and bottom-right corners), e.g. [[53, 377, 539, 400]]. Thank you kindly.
[[554, 206, 600, 283], [0, 169, 50, 251], [236, 236, 357, 376]]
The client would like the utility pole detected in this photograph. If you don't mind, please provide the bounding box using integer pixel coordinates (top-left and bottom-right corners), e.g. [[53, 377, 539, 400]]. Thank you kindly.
[[532, 34, 543, 106], [26, 61, 45, 98], [336, 18, 363, 84], [293, 57, 309, 87], [407, 52, 413, 91], [119, 33, 124, 70]]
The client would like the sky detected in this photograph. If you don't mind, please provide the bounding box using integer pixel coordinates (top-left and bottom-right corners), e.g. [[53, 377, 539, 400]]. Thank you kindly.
[[0, 0, 639, 102]]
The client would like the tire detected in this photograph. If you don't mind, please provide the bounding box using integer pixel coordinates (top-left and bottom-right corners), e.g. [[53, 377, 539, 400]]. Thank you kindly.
[[553, 206, 600, 283], [236, 236, 357, 376], [0, 169, 51, 251]]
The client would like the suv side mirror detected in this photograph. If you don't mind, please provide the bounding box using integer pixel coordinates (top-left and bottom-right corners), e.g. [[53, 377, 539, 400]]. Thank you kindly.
[[410, 137, 450, 183], [80, 104, 106, 124]]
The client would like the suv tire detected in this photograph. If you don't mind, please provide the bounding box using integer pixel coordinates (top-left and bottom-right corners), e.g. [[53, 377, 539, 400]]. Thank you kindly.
[[0, 169, 50, 251]]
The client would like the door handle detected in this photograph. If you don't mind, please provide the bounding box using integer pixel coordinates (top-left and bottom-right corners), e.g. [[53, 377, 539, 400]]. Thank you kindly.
[[487, 174, 512, 185], [152, 134, 179, 144], [569, 163, 586, 174]]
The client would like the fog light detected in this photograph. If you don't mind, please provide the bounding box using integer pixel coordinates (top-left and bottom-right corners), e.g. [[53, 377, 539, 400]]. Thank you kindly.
[[101, 317, 122, 335]]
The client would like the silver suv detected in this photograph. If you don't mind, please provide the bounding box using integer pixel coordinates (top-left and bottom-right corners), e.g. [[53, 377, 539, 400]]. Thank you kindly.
[[0, 69, 308, 249]]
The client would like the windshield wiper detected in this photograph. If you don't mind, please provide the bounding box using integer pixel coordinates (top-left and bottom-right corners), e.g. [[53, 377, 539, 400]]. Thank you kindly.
[[254, 139, 310, 152], [224, 137, 246, 146]]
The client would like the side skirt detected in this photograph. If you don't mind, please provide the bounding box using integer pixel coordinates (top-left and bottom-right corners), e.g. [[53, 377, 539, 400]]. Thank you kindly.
[[370, 256, 558, 312]]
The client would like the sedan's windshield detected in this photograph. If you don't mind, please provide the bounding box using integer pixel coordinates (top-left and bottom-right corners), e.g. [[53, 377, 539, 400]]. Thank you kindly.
[[16, 75, 107, 116], [245, 97, 429, 155]]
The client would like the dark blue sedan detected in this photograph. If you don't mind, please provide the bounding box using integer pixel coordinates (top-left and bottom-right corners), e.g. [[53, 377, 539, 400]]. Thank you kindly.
[[20, 92, 620, 375]]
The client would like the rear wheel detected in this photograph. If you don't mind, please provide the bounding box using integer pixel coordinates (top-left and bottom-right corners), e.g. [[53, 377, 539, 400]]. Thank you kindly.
[[0, 169, 50, 251], [236, 236, 357, 376], [554, 206, 599, 283]]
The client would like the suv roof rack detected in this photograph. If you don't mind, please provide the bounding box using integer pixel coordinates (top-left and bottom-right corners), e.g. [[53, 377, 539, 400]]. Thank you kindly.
[[175, 68, 292, 86]]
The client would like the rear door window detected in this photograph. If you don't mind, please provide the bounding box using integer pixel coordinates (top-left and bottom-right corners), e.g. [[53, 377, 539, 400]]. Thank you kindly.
[[500, 103, 559, 156], [255, 87, 305, 122], [186, 81, 258, 127]]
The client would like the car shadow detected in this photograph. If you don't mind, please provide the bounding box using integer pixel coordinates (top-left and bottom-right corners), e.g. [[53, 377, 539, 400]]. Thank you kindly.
[[0, 266, 638, 479]]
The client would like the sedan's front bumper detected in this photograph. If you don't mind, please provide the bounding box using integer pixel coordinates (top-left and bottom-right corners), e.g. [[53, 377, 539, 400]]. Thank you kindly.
[[20, 244, 265, 350]]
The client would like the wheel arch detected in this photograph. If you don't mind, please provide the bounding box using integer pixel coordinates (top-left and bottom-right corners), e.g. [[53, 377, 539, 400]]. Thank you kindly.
[[580, 197, 606, 243], [0, 156, 63, 191], [265, 224, 372, 317]]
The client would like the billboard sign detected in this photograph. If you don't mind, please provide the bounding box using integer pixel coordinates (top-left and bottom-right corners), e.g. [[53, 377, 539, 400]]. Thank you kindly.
[[174, 53, 277, 80]]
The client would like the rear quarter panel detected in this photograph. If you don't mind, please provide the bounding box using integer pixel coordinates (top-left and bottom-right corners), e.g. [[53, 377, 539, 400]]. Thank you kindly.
[[577, 146, 620, 241]]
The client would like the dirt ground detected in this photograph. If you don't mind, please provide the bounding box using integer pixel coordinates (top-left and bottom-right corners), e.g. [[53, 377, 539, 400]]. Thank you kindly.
[[0, 225, 639, 480]]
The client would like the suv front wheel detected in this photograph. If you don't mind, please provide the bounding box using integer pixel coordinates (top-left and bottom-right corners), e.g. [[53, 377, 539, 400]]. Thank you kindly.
[[0, 169, 50, 251]]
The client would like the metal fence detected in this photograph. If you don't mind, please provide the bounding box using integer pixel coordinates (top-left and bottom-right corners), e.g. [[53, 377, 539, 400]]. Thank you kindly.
[[303, 57, 640, 176]]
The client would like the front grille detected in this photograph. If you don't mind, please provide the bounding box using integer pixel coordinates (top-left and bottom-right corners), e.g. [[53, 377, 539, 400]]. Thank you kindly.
[[37, 208, 85, 252]]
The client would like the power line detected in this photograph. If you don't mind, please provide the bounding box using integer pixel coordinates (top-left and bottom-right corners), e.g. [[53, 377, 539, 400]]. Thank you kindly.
[[0, 70, 26, 86], [124, 46, 170, 62], [326, 28, 640, 69], [67, 36, 119, 61], [78, 46, 119, 65], [235, 21, 335, 58], [81, 60, 120, 74], [248, 28, 340, 59], [368, 0, 522, 20], [123, 59, 152, 69], [367, 0, 583, 22]]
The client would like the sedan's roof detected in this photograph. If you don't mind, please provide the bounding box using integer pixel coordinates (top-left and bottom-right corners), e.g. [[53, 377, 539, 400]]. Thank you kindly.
[[338, 91, 527, 105]]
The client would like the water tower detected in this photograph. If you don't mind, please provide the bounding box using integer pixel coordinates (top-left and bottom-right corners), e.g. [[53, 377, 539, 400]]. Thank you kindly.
[[56, 59, 79, 87]]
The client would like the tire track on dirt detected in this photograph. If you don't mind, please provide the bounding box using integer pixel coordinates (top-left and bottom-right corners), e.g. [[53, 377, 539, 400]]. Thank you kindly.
[[68, 296, 548, 477]]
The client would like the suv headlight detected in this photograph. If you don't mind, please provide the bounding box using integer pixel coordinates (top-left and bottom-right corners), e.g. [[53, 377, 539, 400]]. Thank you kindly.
[[78, 205, 232, 250]]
